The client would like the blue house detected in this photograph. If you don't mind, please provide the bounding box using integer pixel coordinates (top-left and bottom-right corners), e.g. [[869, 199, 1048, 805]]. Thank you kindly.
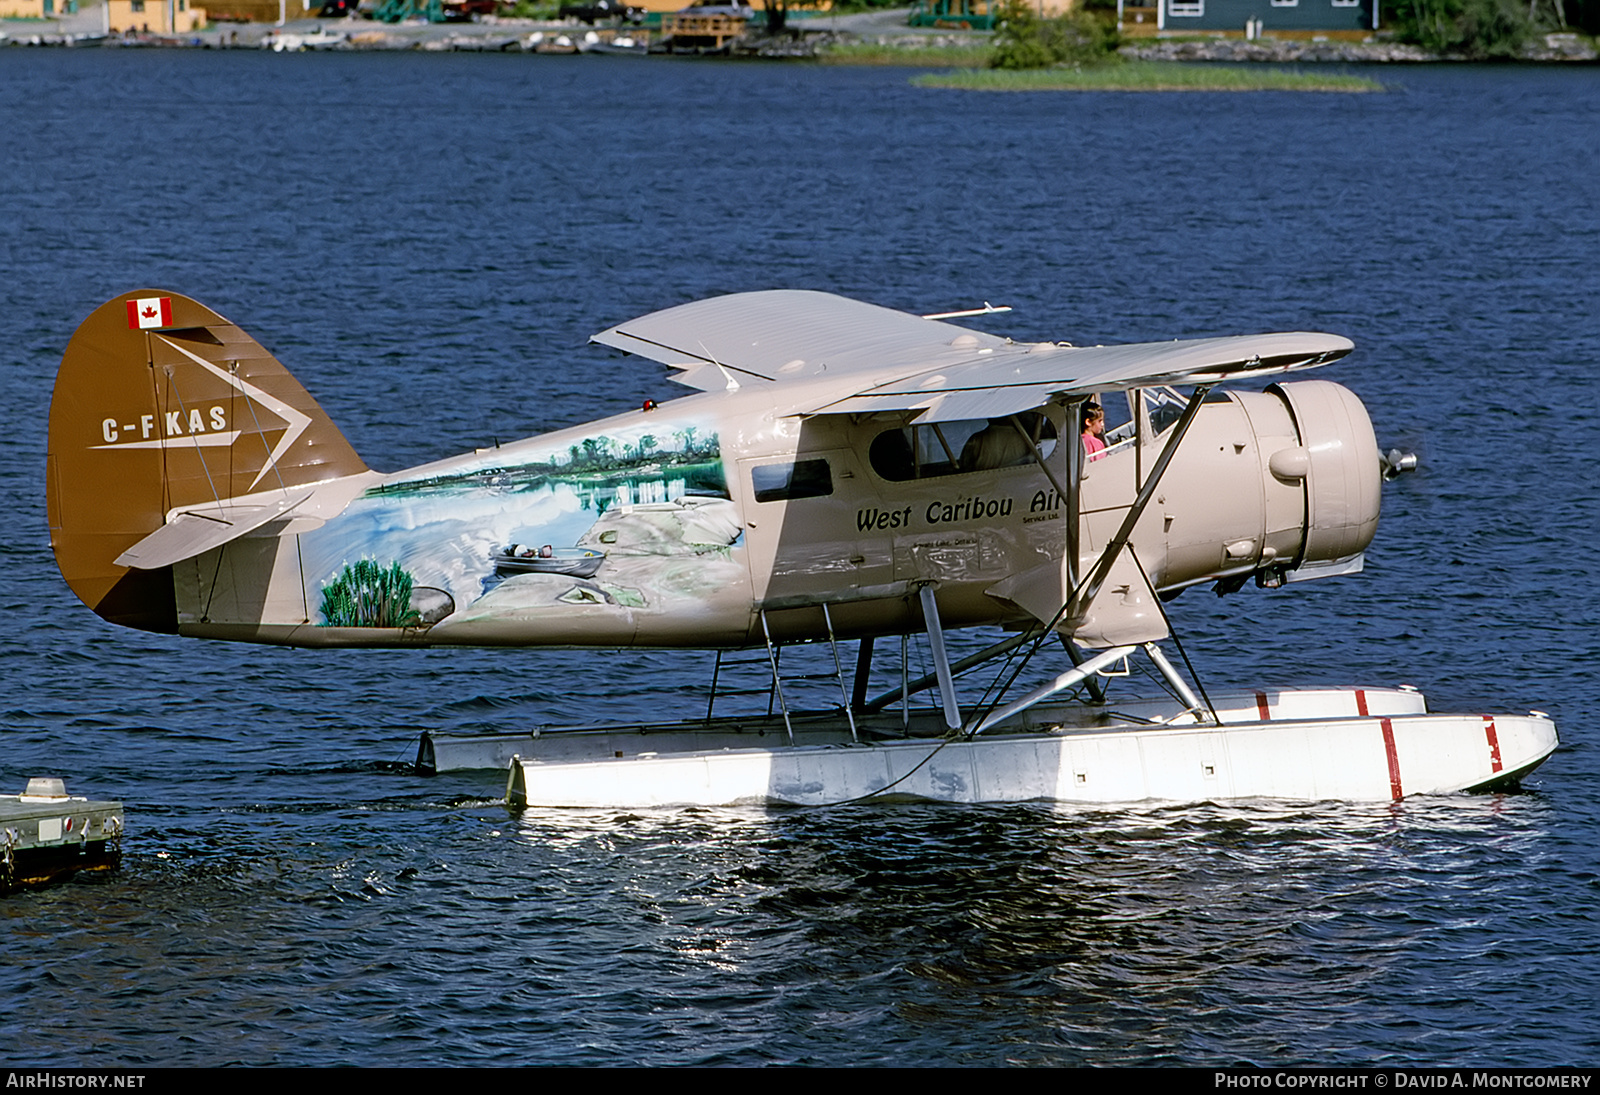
[[1154, 0, 1379, 33]]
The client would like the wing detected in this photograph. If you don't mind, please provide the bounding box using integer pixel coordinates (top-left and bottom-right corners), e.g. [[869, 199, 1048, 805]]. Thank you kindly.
[[590, 290, 1012, 392], [804, 330, 1355, 423], [593, 290, 1354, 421]]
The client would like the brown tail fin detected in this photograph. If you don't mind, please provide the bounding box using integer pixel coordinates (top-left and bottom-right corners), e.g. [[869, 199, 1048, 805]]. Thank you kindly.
[[47, 291, 368, 632]]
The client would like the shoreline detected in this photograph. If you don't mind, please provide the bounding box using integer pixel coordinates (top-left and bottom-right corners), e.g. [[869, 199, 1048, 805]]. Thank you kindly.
[[4, 5, 1596, 62]]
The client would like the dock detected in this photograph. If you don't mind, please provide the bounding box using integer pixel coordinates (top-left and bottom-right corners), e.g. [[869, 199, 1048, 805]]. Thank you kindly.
[[1, 778, 123, 893]]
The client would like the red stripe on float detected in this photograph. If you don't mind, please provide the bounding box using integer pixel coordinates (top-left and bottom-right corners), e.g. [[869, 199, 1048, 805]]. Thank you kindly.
[[1355, 689, 1369, 716], [1381, 717, 1403, 801], [1484, 716, 1504, 773], [1256, 691, 1271, 721]]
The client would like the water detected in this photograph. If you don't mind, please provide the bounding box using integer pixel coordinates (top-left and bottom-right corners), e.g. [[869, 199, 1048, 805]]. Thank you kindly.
[[2, 52, 1598, 1066]]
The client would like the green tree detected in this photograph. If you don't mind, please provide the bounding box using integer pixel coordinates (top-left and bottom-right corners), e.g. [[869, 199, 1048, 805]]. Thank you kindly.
[[990, 0, 1119, 69], [1389, 0, 1542, 55]]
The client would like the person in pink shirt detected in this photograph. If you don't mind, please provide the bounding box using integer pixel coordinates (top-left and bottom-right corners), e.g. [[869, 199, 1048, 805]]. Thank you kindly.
[[1081, 402, 1107, 461]]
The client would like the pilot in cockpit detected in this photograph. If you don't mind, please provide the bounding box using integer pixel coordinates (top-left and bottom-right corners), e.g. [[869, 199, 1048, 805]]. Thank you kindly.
[[961, 411, 1049, 471]]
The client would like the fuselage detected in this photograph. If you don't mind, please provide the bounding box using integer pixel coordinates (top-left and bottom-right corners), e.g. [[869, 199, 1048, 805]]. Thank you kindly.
[[171, 377, 1380, 650]]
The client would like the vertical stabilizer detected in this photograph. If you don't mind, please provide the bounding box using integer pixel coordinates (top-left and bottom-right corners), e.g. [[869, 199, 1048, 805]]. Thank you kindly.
[[47, 291, 368, 632]]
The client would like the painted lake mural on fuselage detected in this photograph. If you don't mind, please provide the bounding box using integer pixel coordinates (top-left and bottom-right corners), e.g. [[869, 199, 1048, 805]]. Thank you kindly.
[[295, 419, 747, 633]]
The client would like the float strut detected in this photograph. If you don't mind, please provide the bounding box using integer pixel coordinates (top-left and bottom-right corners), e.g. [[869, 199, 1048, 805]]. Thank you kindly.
[[900, 633, 910, 732], [863, 629, 1037, 713], [759, 610, 796, 745], [971, 645, 1137, 736], [1063, 635, 1107, 703], [820, 603, 859, 743], [1143, 642, 1214, 724], [918, 585, 962, 731], [852, 637, 874, 712]]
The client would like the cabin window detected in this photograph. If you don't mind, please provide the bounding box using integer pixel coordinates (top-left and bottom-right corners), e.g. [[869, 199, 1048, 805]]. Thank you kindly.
[[870, 414, 1057, 482], [1330, 0, 1360, 7], [752, 458, 833, 503], [1166, 0, 1202, 15], [1269, 0, 1298, 7]]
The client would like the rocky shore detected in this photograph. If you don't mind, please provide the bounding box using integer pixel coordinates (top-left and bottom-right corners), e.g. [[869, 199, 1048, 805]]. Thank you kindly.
[[1120, 32, 1599, 63], [710, 25, 1600, 62]]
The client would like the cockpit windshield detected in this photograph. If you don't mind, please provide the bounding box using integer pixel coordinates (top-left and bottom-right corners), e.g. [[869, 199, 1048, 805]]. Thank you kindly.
[[1142, 385, 1232, 439]]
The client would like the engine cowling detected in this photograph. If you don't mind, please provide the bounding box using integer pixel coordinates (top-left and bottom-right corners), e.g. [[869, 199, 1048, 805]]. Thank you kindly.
[[1150, 379, 1381, 593], [1266, 379, 1382, 579]]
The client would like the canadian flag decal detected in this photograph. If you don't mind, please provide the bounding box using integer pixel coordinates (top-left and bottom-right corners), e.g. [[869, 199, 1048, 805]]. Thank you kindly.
[[126, 297, 173, 330]]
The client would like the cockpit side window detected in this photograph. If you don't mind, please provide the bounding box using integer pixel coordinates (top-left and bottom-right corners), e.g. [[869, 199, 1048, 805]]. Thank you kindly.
[[1100, 392, 1137, 447], [751, 458, 833, 502], [869, 414, 1058, 482], [1143, 386, 1232, 438]]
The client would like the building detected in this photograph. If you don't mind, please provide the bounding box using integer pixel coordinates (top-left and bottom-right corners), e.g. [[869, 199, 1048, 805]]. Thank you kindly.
[[105, 0, 207, 31], [1141, 0, 1378, 34], [194, 0, 322, 20], [0, 0, 76, 16]]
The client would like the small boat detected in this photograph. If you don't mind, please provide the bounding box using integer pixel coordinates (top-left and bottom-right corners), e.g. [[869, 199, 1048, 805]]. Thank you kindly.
[[528, 32, 580, 53], [493, 546, 605, 579], [262, 27, 348, 51], [581, 32, 649, 54]]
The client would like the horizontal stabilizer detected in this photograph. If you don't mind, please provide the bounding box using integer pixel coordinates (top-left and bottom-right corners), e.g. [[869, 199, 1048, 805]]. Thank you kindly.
[[113, 486, 318, 570]]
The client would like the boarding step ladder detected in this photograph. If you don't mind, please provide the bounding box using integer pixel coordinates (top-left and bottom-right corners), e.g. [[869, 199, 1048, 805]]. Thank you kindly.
[[705, 605, 858, 745]]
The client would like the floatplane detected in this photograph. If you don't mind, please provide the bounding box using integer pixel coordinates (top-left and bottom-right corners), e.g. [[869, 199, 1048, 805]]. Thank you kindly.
[[48, 290, 1557, 808]]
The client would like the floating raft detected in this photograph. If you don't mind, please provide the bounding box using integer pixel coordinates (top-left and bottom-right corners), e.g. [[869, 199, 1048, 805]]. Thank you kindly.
[[1, 778, 123, 893]]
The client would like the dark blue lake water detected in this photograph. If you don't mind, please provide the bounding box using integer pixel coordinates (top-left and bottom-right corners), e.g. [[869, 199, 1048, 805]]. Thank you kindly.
[[1, 51, 1597, 1067]]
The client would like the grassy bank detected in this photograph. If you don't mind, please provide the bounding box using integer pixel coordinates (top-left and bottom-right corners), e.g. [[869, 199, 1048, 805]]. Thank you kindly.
[[816, 40, 994, 67], [914, 61, 1384, 91]]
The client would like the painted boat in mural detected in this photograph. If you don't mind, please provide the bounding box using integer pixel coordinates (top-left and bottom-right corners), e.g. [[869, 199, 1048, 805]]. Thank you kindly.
[[492, 547, 606, 579]]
